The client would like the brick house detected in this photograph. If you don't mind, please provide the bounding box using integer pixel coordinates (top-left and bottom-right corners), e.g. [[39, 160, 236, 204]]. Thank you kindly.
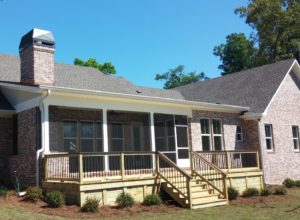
[[0, 29, 299, 208]]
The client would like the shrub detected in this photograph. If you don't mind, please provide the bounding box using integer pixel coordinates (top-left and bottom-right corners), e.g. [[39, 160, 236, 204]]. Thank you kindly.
[[274, 187, 287, 195], [227, 187, 239, 200], [81, 197, 100, 212], [0, 185, 7, 198], [242, 188, 259, 197], [24, 187, 42, 203], [283, 178, 295, 188], [143, 194, 162, 206], [294, 180, 300, 187], [115, 192, 134, 208], [46, 191, 65, 208], [260, 187, 272, 196]]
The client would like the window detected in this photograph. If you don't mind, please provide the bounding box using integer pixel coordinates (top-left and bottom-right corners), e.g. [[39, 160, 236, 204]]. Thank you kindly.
[[212, 119, 223, 151], [64, 121, 78, 152], [200, 119, 211, 151], [200, 118, 223, 151], [265, 124, 274, 151], [110, 123, 124, 151], [236, 126, 243, 142], [292, 126, 300, 151], [63, 120, 103, 153]]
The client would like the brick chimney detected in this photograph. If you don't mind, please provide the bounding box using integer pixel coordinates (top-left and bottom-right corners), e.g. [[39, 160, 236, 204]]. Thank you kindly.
[[19, 29, 55, 85]]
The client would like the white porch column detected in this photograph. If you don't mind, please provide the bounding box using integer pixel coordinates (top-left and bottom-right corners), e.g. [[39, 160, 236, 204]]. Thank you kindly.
[[43, 103, 50, 154], [103, 109, 109, 171], [150, 112, 156, 170]]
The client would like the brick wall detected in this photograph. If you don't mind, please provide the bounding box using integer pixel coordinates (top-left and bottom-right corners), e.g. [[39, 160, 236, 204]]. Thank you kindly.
[[8, 108, 41, 187], [190, 110, 249, 151], [260, 70, 300, 184], [0, 117, 13, 184], [20, 44, 55, 86]]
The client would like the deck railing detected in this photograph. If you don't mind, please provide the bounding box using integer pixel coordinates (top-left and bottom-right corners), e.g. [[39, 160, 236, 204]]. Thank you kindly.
[[197, 150, 260, 171], [190, 152, 227, 199], [45, 152, 156, 183]]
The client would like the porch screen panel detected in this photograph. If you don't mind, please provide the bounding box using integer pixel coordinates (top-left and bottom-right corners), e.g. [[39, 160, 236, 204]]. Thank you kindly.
[[111, 123, 124, 151], [64, 121, 78, 152], [80, 121, 94, 152]]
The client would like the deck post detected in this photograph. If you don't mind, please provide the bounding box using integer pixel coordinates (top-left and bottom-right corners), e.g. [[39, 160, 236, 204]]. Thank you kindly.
[[187, 179, 193, 209], [190, 151, 194, 175], [155, 153, 160, 175], [120, 153, 125, 180], [256, 150, 260, 169], [78, 154, 83, 184], [226, 151, 231, 172], [44, 156, 48, 181]]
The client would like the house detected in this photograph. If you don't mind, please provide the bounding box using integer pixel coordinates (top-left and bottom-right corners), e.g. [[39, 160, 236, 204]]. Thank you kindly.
[[0, 28, 298, 208]]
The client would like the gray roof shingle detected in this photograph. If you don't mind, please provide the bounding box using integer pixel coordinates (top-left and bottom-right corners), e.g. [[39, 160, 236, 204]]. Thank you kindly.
[[174, 59, 295, 113]]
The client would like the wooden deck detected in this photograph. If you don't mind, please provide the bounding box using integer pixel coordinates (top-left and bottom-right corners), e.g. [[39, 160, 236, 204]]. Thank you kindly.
[[43, 151, 263, 209]]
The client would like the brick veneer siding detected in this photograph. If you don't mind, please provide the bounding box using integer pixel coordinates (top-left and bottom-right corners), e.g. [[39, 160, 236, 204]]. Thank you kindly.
[[0, 117, 13, 184], [8, 108, 41, 187], [260, 70, 300, 184], [20, 44, 55, 85], [190, 110, 250, 151]]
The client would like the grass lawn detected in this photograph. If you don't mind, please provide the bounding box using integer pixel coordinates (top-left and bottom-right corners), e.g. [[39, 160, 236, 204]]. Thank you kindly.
[[1, 188, 300, 220]]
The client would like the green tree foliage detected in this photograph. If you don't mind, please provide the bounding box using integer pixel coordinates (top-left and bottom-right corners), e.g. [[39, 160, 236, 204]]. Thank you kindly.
[[235, 0, 300, 64], [155, 65, 208, 89], [74, 58, 116, 75], [213, 33, 257, 75]]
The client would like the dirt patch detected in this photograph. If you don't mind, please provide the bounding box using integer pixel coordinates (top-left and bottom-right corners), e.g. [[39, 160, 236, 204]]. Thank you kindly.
[[0, 191, 182, 219], [230, 194, 296, 206]]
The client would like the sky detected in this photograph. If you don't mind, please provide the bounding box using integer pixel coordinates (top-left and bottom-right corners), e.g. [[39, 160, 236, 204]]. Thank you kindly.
[[0, 0, 252, 88]]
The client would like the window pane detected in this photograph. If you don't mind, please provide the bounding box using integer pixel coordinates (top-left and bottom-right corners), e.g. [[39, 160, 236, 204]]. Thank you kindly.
[[214, 136, 222, 151], [111, 139, 123, 151], [112, 123, 123, 138], [294, 139, 299, 150], [237, 126, 242, 133], [202, 136, 210, 151], [96, 139, 103, 152], [200, 119, 210, 134], [292, 126, 298, 138], [236, 133, 242, 141], [96, 122, 103, 138], [81, 122, 94, 138], [81, 139, 94, 152], [176, 127, 188, 147], [64, 121, 77, 137], [178, 149, 189, 159], [266, 139, 272, 150], [265, 125, 272, 138], [212, 119, 222, 134], [64, 139, 78, 152]]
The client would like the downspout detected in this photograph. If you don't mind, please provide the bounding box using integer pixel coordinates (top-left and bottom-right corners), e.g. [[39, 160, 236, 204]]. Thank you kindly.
[[255, 119, 266, 186], [36, 89, 51, 186]]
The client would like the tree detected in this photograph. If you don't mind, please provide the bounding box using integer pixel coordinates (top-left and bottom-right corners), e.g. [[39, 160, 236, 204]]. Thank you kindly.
[[235, 0, 300, 64], [213, 33, 257, 75], [74, 58, 116, 75], [155, 65, 208, 89]]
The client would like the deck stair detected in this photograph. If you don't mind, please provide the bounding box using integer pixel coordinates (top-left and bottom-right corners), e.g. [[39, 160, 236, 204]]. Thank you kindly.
[[157, 152, 228, 209]]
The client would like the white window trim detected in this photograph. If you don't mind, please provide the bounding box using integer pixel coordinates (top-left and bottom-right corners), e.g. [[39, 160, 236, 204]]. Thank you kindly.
[[200, 118, 211, 151], [236, 125, 243, 142], [212, 118, 223, 151], [265, 124, 274, 151], [292, 125, 300, 152]]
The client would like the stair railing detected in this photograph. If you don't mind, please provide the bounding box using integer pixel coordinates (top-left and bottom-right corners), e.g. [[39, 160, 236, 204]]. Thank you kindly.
[[190, 151, 228, 199], [156, 152, 193, 208]]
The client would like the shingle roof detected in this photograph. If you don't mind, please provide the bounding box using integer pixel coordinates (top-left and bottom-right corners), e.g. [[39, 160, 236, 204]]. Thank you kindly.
[[174, 59, 295, 113], [0, 54, 185, 100], [0, 91, 14, 110]]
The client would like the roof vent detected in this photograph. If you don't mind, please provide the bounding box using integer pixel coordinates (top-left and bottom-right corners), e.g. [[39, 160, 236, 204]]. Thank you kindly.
[[19, 28, 55, 52], [136, 90, 142, 94]]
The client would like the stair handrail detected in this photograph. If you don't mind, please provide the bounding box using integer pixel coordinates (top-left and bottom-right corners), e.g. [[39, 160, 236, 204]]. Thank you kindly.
[[157, 152, 193, 208], [191, 151, 228, 199]]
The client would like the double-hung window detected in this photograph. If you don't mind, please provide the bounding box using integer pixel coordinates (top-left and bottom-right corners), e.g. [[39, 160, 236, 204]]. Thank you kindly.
[[265, 124, 274, 151], [236, 126, 243, 142], [292, 126, 300, 151], [200, 118, 223, 151]]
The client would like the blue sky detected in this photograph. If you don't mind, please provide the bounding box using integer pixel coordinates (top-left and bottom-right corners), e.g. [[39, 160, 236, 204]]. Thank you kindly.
[[0, 0, 251, 88]]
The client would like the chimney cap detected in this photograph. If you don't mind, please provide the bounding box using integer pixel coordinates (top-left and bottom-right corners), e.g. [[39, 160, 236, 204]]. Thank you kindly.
[[19, 28, 55, 51]]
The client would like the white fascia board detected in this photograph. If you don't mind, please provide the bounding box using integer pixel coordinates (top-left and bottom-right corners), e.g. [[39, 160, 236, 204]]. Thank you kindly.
[[39, 85, 250, 113], [262, 59, 298, 115]]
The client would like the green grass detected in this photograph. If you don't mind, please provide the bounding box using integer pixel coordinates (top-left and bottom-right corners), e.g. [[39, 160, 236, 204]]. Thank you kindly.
[[1, 189, 300, 220]]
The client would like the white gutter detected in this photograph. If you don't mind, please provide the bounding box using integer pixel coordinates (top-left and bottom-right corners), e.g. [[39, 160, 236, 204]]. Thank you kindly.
[[39, 85, 250, 112], [36, 89, 50, 186]]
